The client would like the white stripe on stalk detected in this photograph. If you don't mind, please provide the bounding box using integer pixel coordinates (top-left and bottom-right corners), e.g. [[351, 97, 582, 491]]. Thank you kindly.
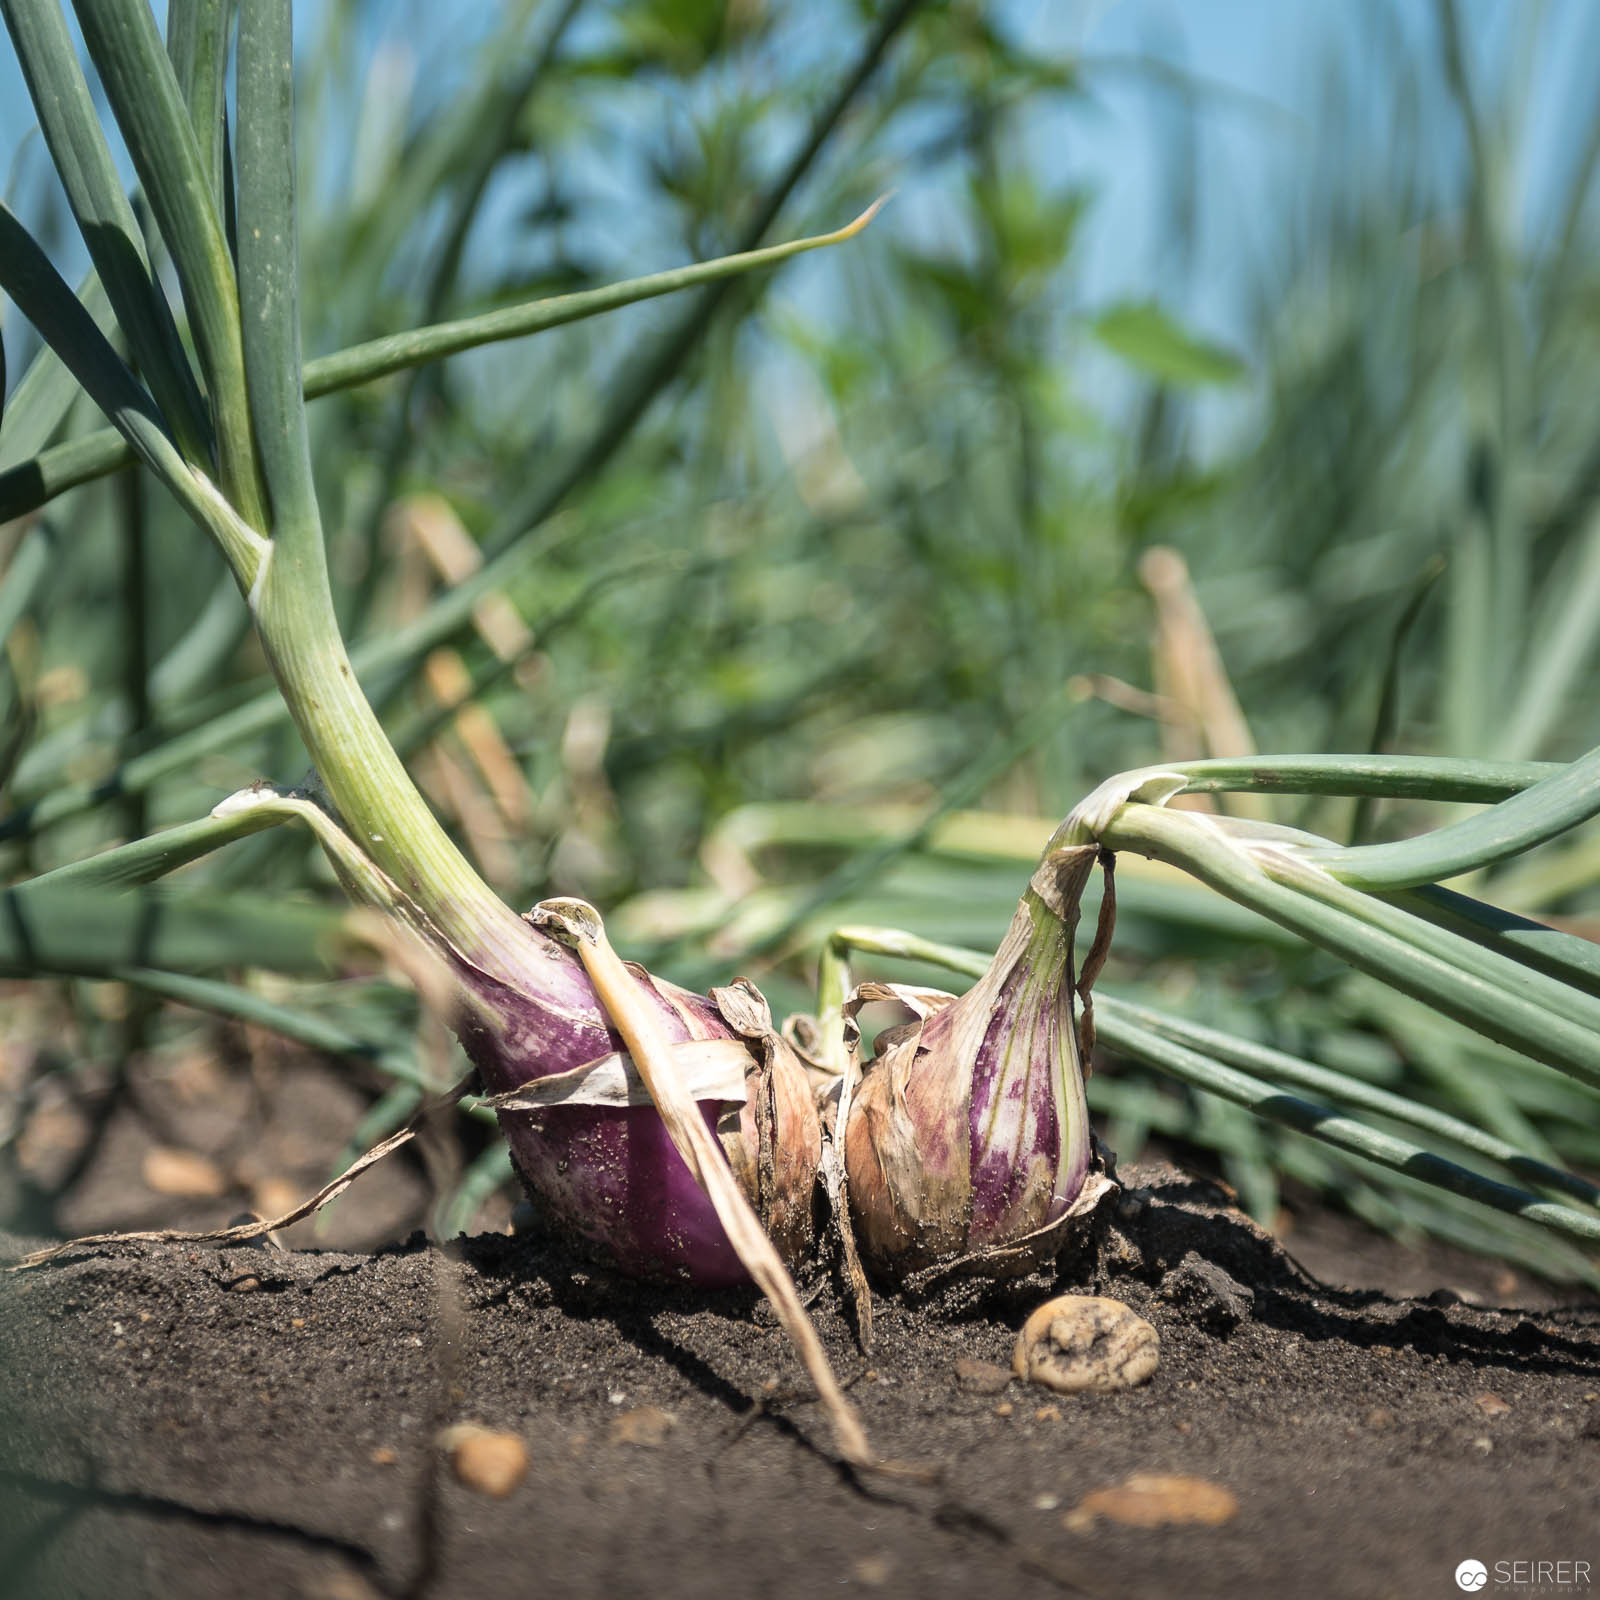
[[181, 464, 272, 589]]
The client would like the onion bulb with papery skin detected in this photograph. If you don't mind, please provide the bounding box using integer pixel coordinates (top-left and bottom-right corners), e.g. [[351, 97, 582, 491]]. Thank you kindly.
[[200, 784, 820, 1287], [843, 845, 1100, 1278], [451, 920, 819, 1287]]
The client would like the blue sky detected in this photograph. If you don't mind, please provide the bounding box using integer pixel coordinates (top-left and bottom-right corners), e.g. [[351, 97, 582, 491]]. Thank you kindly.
[[1032, 0, 1595, 342], [4, 1, 1596, 422]]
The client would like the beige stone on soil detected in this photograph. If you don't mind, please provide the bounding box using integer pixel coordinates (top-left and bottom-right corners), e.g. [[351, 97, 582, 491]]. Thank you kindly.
[[852, 1557, 893, 1587], [1013, 1295, 1159, 1393], [609, 1406, 676, 1446], [440, 1424, 528, 1497], [1064, 1474, 1238, 1531], [141, 1146, 228, 1199], [953, 1358, 1013, 1394]]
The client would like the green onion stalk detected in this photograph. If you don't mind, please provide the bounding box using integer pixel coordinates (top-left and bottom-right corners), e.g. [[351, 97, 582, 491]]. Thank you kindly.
[[0, 0, 916, 1289]]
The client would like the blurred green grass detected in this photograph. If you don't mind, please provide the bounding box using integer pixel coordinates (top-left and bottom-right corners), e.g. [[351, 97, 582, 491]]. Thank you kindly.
[[3, 0, 1600, 1277]]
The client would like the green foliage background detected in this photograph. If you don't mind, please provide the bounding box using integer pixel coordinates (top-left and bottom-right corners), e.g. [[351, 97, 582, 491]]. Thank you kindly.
[[4, 0, 1600, 1275]]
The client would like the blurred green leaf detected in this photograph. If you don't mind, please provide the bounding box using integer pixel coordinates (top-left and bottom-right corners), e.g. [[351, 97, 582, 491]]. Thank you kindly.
[[0, 204, 892, 523], [6, 0, 1600, 1280], [24, 800, 284, 889], [0, 880, 350, 977], [1091, 300, 1246, 386], [0, 271, 110, 472], [75, 0, 262, 519], [1, 0, 212, 458]]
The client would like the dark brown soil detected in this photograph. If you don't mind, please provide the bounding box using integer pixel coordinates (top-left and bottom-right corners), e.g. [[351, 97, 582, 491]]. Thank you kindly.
[[3, 1160, 1598, 1600]]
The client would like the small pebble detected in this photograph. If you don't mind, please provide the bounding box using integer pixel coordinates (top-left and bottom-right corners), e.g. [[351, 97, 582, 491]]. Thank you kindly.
[[609, 1406, 675, 1447], [142, 1147, 228, 1199], [1033, 1494, 1060, 1511], [1064, 1474, 1238, 1531], [953, 1358, 1013, 1395], [440, 1424, 528, 1497], [993, 1401, 1014, 1417], [369, 1447, 397, 1466], [1014, 1295, 1159, 1393], [1034, 1405, 1062, 1422], [1472, 1436, 1494, 1454], [1365, 1408, 1395, 1430], [1473, 1392, 1511, 1418], [852, 1556, 893, 1587]]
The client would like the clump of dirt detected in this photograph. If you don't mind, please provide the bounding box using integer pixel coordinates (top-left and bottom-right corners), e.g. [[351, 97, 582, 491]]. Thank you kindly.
[[3, 1162, 1597, 1600]]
